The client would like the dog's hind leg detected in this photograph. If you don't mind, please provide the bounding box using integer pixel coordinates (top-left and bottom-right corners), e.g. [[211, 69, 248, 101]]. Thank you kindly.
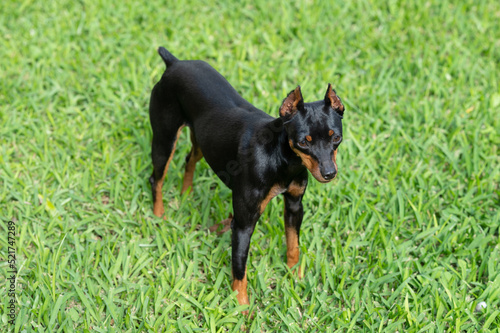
[[181, 129, 203, 194], [149, 85, 185, 217]]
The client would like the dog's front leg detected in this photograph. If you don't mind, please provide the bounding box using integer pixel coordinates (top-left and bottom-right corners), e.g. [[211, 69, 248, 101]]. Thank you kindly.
[[230, 194, 262, 314], [283, 176, 308, 278]]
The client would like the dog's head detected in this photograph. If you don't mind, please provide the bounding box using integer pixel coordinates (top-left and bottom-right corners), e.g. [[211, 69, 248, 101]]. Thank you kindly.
[[280, 85, 344, 183]]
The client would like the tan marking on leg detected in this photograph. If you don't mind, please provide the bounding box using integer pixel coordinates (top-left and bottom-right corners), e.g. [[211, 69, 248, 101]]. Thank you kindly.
[[259, 184, 285, 214], [285, 224, 303, 279], [181, 159, 195, 194], [153, 125, 184, 217], [181, 145, 203, 194], [287, 180, 306, 197], [232, 269, 249, 314]]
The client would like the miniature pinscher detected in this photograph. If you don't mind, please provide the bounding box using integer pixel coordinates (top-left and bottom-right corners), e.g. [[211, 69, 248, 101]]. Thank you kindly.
[[149, 47, 345, 311]]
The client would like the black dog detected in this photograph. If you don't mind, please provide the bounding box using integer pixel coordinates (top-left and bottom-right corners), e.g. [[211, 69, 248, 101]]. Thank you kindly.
[[149, 47, 344, 311]]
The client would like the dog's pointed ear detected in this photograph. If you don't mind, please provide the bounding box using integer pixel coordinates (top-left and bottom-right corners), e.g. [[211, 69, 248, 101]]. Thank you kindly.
[[279, 86, 304, 118], [325, 83, 345, 117]]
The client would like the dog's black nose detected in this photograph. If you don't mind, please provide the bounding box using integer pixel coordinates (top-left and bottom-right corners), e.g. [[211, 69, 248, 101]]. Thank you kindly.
[[322, 170, 336, 180]]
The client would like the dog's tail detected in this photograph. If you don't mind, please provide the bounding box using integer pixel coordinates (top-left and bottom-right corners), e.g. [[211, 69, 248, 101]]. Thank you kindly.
[[157, 47, 178, 67]]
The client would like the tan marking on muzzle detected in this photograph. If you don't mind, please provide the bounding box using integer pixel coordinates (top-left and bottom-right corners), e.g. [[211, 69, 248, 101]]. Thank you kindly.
[[289, 140, 326, 182]]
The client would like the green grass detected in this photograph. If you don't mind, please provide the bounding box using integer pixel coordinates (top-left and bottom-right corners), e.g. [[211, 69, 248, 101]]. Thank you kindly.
[[1, 0, 499, 331]]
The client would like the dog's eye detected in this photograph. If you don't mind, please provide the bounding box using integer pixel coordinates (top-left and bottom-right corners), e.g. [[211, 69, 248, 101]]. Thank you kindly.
[[297, 141, 308, 148], [333, 135, 342, 144]]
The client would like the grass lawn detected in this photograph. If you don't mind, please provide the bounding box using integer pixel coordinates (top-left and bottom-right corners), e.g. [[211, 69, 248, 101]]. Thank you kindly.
[[1, 0, 499, 331]]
